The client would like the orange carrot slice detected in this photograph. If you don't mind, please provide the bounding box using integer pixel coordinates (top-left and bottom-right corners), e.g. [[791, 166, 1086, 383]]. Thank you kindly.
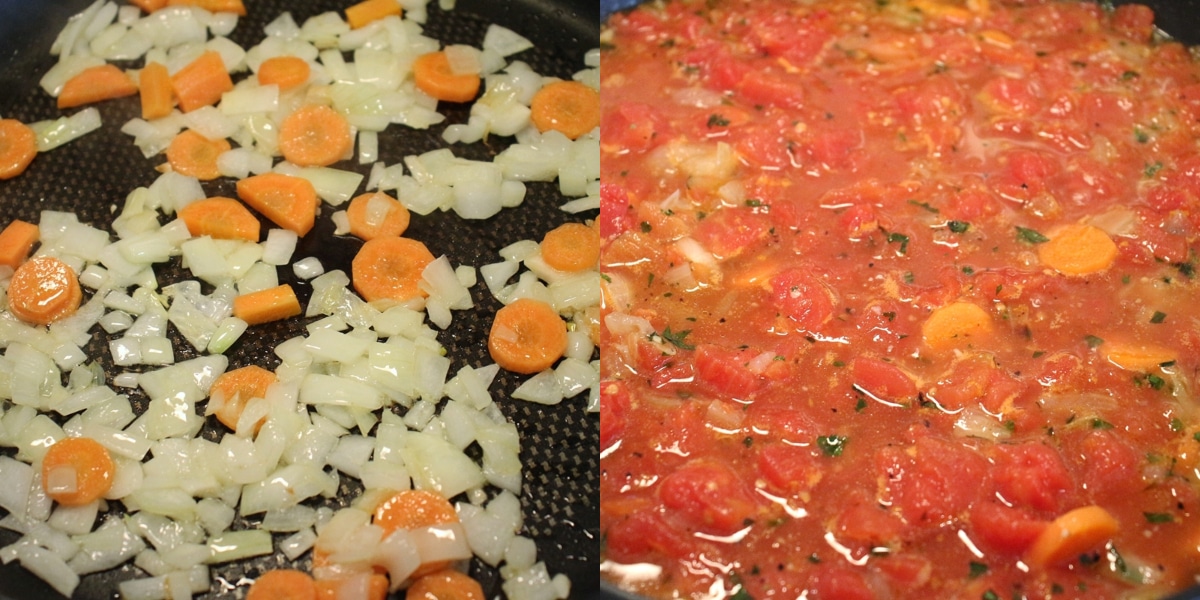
[[171, 51, 234, 113], [1037, 223, 1118, 276], [209, 365, 277, 432], [530, 80, 600, 140], [235, 172, 319, 237], [257, 56, 312, 91], [921, 301, 994, 350], [178, 197, 261, 242], [372, 489, 459, 535], [247, 569, 317, 600], [0, 220, 39, 271], [166, 129, 231, 181], [488, 298, 568, 374], [315, 573, 388, 600], [0, 119, 38, 180], [139, 61, 174, 120], [129, 0, 169, 11], [233, 284, 302, 325], [1026, 505, 1119, 569], [540, 222, 600, 273], [1100, 341, 1178, 372], [7, 255, 82, 326], [41, 437, 114, 506], [346, 0, 403, 29], [278, 105, 352, 168], [412, 51, 481, 103], [57, 64, 138, 109], [167, 0, 247, 15], [346, 192, 411, 241], [351, 237, 436, 304], [405, 570, 484, 600]]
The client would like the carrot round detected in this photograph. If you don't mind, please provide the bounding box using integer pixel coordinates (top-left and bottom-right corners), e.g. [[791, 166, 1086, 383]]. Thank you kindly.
[[1026, 505, 1119, 569], [235, 172, 319, 237], [258, 56, 312, 91], [0, 219, 39, 271], [7, 255, 82, 326], [167, 129, 231, 181], [139, 62, 174, 120], [0, 119, 37, 180], [232, 284, 302, 325], [406, 569, 484, 600], [1100, 341, 1178, 372], [351, 236, 436, 304], [209, 365, 277, 432], [170, 0, 248, 16], [129, 0, 168, 11], [247, 569, 316, 600], [540, 222, 600, 272], [315, 574, 388, 600], [530, 80, 600, 140], [57, 64, 138, 109], [1037, 223, 1118, 276], [488, 298, 568, 374], [278, 105, 352, 168], [921, 301, 994, 351], [171, 51, 234, 113], [412, 51, 481, 103], [346, 192, 411, 241], [41, 437, 114, 506], [373, 489, 459, 535], [178, 197, 261, 242], [346, 0, 403, 29]]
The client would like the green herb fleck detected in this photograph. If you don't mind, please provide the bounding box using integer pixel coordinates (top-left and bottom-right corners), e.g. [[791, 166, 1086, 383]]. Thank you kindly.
[[660, 327, 695, 350], [600, 273, 612, 283], [743, 437, 754, 447], [855, 397, 868, 412], [1144, 161, 1163, 178], [982, 590, 1000, 600], [887, 232, 910, 255], [832, 360, 846, 368], [1145, 373, 1166, 390], [903, 271, 915, 284], [962, 265, 975, 275], [1122, 70, 1140, 80], [1091, 418, 1114, 430], [1144, 512, 1174, 524], [707, 114, 730, 128], [1084, 335, 1104, 349], [1193, 431, 1200, 442], [1175, 261, 1196, 278], [1051, 583, 1064, 595], [808, 553, 821, 563], [1150, 311, 1167, 324], [817, 435, 847, 457], [968, 561, 989, 579], [948, 220, 970, 233], [730, 585, 754, 600], [1135, 127, 1150, 144], [745, 198, 763, 207], [908, 199, 939, 213], [883, 311, 896, 321], [640, 221, 652, 233], [1016, 226, 1049, 244], [1032, 350, 1045, 358], [1003, 420, 1016, 432]]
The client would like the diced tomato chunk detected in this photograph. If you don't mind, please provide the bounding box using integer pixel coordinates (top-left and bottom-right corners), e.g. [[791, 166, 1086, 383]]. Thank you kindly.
[[757, 443, 820, 492], [604, 511, 692, 562], [1077, 430, 1140, 495], [1110, 3, 1155, 42], [876, 554, 932, 589], [770, 268, 835, 331], [978, 76, 1037, 116], [735, 123, 795, 167], [600, 381, 631, 452], [1004, 149, 1059, 196], [748, 14, 831, 66], [991, 442, 1074, 513], [738, 69, 806, 109], [838, 204, 878, 238], [877, 437, 988, 525], [692, 207, 770, 259], [834, 496, 905, 544], [851, 357, 917, 404], [694, 343, 764, 399], [807, 565, 875, 600], [600, 102, 664, 153], [600, 183, 635, 240], [968, 501, 1048, 555], [805, 128, 861, 169], [659, 461, 758, 535]]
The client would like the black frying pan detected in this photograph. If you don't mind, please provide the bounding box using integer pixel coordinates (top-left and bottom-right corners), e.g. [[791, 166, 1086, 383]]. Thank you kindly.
[[595, 0, 1200, 599], [0, 0, 599, 598]]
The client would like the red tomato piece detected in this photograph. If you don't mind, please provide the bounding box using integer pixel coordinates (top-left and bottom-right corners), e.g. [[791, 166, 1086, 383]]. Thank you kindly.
[[968, 501, 1048, 555], [770, 267, 835, 331], [599, 183, 635, 240], [757, 443, 820, 492], [659, 461, 758, 536], [600, 380, 631, 452], [748, 13, 831, 66], [851, 356, 917, 405], [738, 68, 806, 109], [1110, 3, 1155, 42], [600, 103, 664, 153], [604, 511, 692, 563], [694, 343, 764, 399], [1077, 430, 1140, 495], [807, 565, 875, 600], [991, 442, 1074, 513], [838, 204, 878, 238], [692, 207, 771, 259], [834, 495, 905, 545], [876, 554, 932, 589], [876, 437, 988, 525]]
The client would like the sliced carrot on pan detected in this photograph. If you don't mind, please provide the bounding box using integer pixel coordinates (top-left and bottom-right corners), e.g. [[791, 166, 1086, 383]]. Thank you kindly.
[[139, 61, 174, 120], [257, 56, 311, 91], [209, 364, 277, 432], [57, 64, 138, 109], [233, 284, 302, 325], [351, 236, 436, 305], [530, 80, 600, 140], [346, 192, 410, 241], [278, 104, 352, 168], [406, 570, 485, 600], [178, 197, 260, 242], [540, 222, 599, 273], [129, 0, 168, 11], [1037, 223, 1118, 276], [41, 437, 114, 506], [171, 51, 234, 113], [168, 0, 248, 16], [314, 573, 388, 600], [235, 172, 319, 237], [372, 489, 459, 534], [412, 51, 481, 103], [0, 220, 39, 270], [166, 129, 231, 181], [246, 569, 316, 600], [1026, 505, 1119, 569], [0, 119, 38, 180], [346, 0, 403, 29], [488, 298, 568, 374], [7, 255, 82, 326]]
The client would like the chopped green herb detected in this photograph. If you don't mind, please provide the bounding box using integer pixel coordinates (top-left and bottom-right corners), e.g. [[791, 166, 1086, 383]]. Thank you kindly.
[[647, 273, 654, 287], [745, 198, 763, 207], [1171, 418, 1185, 432], [832, 360, 846, 368], [883, 311, 896, 321], [1122, 274, 1132, 284], [982, 590, 1000, 600], [808, 553, 821, 563], [855, 397, 868, 412], [1175, 261, 1196, 278], [1134, 127, 1150, 144], [1150, 311, 1167, 324], [1122, 70, 1140, 80], [903, 271, 915, 284], [948, 220, 970, 233], [707, 113, 730, 127], [730, 585, 754, 600], [1084, 335, 1104, 349], [817, 435, 847, 457], [968, 561, 989, 579], [962, 265, 975, 275], [743, 436, 754, 447], [1003, 420, 1016, 432], [1051, 583, 1064, 595], [660, 326, 695, 350], [1016, 226, 1049, 244], [1091, 418, 1114, 430], [908, 199, 939, 213], [887, 232, 910, 255], [600, 273, 612, 283], [640, 221, 652, 233], [1146, 373, 1166, 390], [1144, 512, 1174, 524], [1144, 161, 1163, 178], [1193, 431, 1200, 442], [766, 517, 787, 527], [1032, 350, 1045, 358]]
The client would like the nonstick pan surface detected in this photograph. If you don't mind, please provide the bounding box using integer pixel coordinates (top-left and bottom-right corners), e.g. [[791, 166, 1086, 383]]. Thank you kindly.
[[0, 0, 599, 598]]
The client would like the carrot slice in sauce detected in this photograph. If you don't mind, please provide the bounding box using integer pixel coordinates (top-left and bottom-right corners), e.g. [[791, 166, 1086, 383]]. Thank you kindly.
[[1037, 223, 1118, 276], [1025, 505, 1119, 569], [351, 236, 436, 304], [7, 255, 82, 326], [278, 105, 353, 168], [921, 301, 994, 351], [488, 298, 568, 374], [530, 80, 601, 140], [41, 437, 114, 506]]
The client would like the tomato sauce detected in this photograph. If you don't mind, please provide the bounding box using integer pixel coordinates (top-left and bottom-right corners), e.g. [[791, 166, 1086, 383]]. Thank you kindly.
[[599, 0, 1200, 598]]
